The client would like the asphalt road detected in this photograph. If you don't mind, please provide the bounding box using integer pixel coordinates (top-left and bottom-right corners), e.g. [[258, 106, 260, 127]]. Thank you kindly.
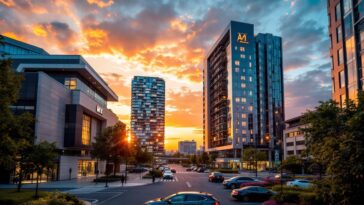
[[75, 164, 262, 205]]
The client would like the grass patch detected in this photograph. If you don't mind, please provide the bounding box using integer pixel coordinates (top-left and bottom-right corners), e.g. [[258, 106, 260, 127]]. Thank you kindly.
[[0, 189, 48, 205]]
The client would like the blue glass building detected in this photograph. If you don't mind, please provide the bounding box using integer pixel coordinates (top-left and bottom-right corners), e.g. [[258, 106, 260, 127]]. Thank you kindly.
[[203, 21, 284, 168], [131, 76, 165, 155]]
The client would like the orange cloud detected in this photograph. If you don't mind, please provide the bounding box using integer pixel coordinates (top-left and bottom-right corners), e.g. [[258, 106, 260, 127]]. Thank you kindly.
[[32, 24, 48, 37], [83, 28, 109, 50], [2, 32, 24, 41], [0, 0, 15, 7], [87, 0, 114, 8]]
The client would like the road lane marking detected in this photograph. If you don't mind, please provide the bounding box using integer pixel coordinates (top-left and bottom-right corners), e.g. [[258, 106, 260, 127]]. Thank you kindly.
[[175, 176, 179, 182], [186, 181, 191, 188], [97, 192, 124, 205]]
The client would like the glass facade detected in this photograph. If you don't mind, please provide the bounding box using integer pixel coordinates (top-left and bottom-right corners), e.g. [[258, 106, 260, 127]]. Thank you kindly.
[[81, 114, 91, 145], [256, 33, 284, 149], [329, 0, 362, 105], [131, 76, 165, 155], [204, 21, 284, 161]]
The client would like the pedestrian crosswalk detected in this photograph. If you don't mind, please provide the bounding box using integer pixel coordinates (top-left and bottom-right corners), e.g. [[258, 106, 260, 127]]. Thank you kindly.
[[160, 178, 178, 182]]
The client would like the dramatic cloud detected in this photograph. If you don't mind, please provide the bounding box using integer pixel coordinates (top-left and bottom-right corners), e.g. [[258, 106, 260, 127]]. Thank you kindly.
[[0, 0, 331, 150]]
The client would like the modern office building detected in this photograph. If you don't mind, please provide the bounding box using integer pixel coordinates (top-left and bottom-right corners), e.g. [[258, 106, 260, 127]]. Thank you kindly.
[[0, 35, 119, 182], [328, 0, 364, 106], [131, 76, 165, 155], [203, 21, 284, 168], [178, 140, 197, 155], [283, 116, 306, 160]]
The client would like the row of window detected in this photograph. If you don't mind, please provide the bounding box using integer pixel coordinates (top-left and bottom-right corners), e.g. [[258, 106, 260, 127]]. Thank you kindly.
[[286, 140, 305, 147]]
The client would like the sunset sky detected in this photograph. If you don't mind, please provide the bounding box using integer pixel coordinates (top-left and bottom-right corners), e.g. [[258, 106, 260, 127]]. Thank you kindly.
[[0, 0, 331, 151]]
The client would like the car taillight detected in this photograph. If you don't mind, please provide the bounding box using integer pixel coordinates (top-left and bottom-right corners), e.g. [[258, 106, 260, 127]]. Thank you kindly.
[[213, 202, 220, 205], [232, 190, 238, 195]]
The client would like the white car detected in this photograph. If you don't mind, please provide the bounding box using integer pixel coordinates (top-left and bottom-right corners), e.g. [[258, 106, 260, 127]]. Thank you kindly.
[[163, 170, 173, 179], [287, 179, 313, 189]]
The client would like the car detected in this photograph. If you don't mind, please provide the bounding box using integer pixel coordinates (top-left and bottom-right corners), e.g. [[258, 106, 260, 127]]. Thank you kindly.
[[163, 171, 173, 180], [197, 167, 206, 173], [186, 167, 193, 171], [239, 180, 271, 188], [287, 179, 313, 189], [129, 167, 148, 173], [231, 186, 275, 202], [171, 169, 176, 173], [263, 174, 294, 184], [144, 191, 220, 205], [208, 172, 224, 183], [223, 176, 258, 189]]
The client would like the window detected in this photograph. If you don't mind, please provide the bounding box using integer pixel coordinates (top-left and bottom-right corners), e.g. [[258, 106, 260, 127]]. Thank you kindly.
[[296, 141, 305, 145], [345, 36, 355, 61], [339, 70, 345, 88], [287, 151, 294, 155], [235, 98, 240, 102], [347, 61, 357, 85], [235, 67, 239, 72], [337, 26, 342, 42], [242, 122, 247, 127], [240, 47, 245, 52], [186, 195, 205, 201], [240, 54, 245, 59], [343, 0, 352, 14], [338, 48, 344, 65], [335, 3, 341, 21], [286, 142, 294, 146], [344, 14, 353, 38], [170, 195, 185, 202], [235, 60, 240, 66], [332, 77, 336, 92], [340, 94, 346, 108], [242, 114, 247, 118], [249, 76, 252, 82], [65, 78, 77, 90], [241, 98, 246, 102], [81, 114, 91, 145], [241, 83, 246, 88]]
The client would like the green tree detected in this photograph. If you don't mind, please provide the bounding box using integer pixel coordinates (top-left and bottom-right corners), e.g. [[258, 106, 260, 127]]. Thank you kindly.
[[92, 121, 128, 176], [28, 141, 57, 198], [190, 154, 197, 165], [198, 152, 209, 165], [0, 58, 34, 186], [280, 156, 302, 174], [134, 145, 153, 165], [302, 93, 364, 204]]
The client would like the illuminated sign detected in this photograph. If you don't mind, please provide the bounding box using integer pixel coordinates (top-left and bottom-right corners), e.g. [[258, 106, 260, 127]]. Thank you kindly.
[[96, 105, 103, 115], [237, 33, 248, 44]]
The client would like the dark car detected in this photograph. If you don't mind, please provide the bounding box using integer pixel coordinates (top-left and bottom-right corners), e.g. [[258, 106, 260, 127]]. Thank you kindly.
[[171, 169, 176, 173], [197, 167, 206, 173], [144, 191, 220, 205], [231, 186, 275, 202], [186, 167, 192, 171], [263, 174, 294, 184], [223, 176, 258, 189], [129, 167, 148, 173], [208, 172, 224, 183]]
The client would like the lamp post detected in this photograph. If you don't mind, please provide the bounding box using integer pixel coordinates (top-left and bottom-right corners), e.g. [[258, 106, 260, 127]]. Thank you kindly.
[[105, 154, 112, 188]]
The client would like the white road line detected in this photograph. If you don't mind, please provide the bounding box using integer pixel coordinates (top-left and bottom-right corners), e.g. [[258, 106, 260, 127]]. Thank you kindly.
[[186, 181, 192, 188], [175, 176, 179, 182], [97, 192, 124, 205]]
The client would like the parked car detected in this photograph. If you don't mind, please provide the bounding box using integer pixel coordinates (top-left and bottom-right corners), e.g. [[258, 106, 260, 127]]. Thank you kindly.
[[144, 191, 220, 205], [163, 171, 173, 180], [223, 176, 258, 189], [239, 180, 271, 188], [129, 167, 148, 173], [171, 169, 176, 173], [263, 174, 294, 184], [197, 167, 206, 173], [208, 172, 224, 183], [231, 186, 275, 202], [287, 179, 313, 189], [186, 167, 193, 171]]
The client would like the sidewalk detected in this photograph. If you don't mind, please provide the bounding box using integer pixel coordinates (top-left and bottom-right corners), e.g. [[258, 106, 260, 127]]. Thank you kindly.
[[0, 173, 155, 194]]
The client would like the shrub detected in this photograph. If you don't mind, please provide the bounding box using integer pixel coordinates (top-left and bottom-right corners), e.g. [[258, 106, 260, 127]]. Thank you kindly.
[[22, 193, 84, 205], [299, 192, 323, 205], [93, 175, 128, 182], [272, 191, 300, 204], [271, 185, 313, 193], [149, 170, 163, 177], [213, 168, 239, 173]]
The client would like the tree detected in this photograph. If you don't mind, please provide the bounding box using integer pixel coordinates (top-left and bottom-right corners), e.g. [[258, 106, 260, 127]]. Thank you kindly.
[[0, 58, 35, 185], [190, 154, 197, 165], [280, 156, 302, 174], [28, 141, 57, 198], [134, 145, 153, 165], [92, 121, 128, 176], [198, 152, 209, 165], [302, 93, 364, 204]]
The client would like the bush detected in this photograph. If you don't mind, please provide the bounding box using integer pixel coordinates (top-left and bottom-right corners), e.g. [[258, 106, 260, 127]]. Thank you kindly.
[[213, 168, 239, 173], [22, 193, 84, 205], [150, 170, 163, 177], [272, 191, 300, 204], [271, 185, 313, 193], [0, 189, 48, 205], [93, 175, 128, 182], [299, 192, 323, 205]]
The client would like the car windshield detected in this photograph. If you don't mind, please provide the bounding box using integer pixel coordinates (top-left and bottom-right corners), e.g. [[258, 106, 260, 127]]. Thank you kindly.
[[162, 194, 176, 201]]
